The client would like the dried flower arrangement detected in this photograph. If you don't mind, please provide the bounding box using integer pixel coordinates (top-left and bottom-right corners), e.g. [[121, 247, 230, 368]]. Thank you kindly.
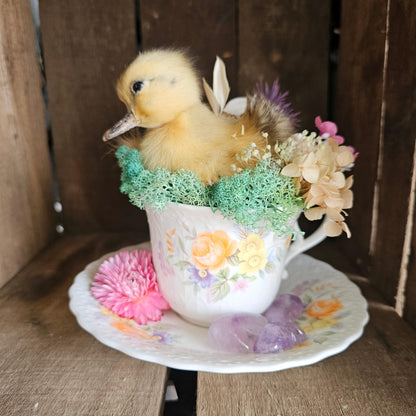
[[114, 56, 357, 238], [116, 113, 356, 239]]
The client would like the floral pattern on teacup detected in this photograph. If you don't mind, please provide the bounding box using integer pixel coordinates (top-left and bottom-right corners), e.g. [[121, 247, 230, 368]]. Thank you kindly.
[[161, 228, 279, 302], [237, 234, 268, 274], [191, 230, 237, 271]]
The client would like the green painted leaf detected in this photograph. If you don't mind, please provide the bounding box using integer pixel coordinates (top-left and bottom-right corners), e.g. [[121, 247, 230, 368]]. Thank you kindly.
[[245, 274, 257, 282], [302, 294, 313, 304], [174, 260, 190, 271], [229, 274, 241, 282], [227, 254, 240, 266], [178, 236, 186, 253], [265, 261, 275, 273], [210, 281, 230, 302], [216, 267, 230, 281]]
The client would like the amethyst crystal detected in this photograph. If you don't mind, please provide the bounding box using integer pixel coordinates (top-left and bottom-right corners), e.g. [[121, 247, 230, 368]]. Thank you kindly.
[[253, 322, 307, 354], [208, 313, 268, 353], [264, 294, 304, 324]]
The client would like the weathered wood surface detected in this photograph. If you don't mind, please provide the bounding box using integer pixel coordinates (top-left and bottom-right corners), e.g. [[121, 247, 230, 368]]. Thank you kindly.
[[335, 0, 388, 276], [337, 0, 416, 328], [1, 233, 416, 415], [370, 0, 416, 317], [140, 0, 238, 96], [39, 0, 148, 234], [0, 233, 168, 416], [0, 0, 55, 288], [238, 0, 331, 130], [407, 210, 416, 328], [197, 275, 416, 416]]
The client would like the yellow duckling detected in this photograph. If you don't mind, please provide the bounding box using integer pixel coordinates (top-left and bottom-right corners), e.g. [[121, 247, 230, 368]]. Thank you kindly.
[[103, 48, 296, 184]]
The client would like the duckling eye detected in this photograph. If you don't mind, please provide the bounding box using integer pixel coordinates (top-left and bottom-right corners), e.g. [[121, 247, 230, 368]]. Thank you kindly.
[[131, 81, 144, 94]]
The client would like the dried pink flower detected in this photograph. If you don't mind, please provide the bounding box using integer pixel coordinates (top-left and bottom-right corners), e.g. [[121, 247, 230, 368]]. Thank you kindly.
[[91, 250, 169, 325], [348, 145, 359, 159], [315, 116, 345, 145]]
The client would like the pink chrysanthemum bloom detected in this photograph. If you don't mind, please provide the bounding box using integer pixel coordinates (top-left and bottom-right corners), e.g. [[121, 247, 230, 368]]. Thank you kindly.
[[91, 250, 169, 325]]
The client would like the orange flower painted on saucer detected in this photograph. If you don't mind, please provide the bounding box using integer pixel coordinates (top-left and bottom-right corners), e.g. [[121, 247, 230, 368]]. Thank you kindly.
[[191, 230, 237, 271], [306, 299, 343, 318]]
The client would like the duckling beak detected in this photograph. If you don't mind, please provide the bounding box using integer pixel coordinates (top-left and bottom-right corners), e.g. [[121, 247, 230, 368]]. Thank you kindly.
[[102, 112, 140, 141]]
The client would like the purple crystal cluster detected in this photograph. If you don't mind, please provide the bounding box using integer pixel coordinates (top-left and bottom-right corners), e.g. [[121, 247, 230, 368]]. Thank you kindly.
[[208, 294, 307, 354]]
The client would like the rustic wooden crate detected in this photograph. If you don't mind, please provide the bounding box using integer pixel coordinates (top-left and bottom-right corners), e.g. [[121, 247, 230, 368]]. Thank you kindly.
[[1, 1, 415, 414]]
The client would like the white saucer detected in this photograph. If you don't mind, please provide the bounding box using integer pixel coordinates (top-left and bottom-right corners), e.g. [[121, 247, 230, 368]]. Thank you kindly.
[[69, 243, 369, 374]]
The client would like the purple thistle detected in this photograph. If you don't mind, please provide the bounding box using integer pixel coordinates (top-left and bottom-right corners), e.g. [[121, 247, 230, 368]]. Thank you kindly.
[[254, 80, 300, 127]]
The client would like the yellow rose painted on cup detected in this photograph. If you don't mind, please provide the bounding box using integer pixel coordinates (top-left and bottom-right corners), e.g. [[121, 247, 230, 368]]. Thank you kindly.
[[191, 230, 237, 271], [306, 299, 343, 318], [237, 234, 267, 275]]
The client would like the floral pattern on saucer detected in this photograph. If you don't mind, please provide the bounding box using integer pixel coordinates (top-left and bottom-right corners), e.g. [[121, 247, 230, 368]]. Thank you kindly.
[[69, 242, 369, 374], [101, 276, 348, 350]]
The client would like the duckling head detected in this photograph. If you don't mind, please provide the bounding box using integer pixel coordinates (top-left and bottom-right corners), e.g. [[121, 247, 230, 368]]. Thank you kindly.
[[103, 49, 201, 141]]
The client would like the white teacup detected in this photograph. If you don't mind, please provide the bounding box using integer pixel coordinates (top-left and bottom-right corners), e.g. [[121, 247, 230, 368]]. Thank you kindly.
[[147, 203, 326, 327]]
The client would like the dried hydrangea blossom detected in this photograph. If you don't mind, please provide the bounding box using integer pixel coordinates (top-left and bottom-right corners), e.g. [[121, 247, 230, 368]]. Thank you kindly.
[[278, 118, 357, 237]]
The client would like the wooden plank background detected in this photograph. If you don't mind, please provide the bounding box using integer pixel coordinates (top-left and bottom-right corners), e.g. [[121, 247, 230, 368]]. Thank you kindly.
[[140, 0, 238, 96], [1, 0, 416, 327], [337, 0, 416, 323], [39, 0, 148, 234], [373, 0, 416, 320], [335, 0, 388, 276], [0, 0, 55, 288], [238, 0, 331, 130], [0, 233, 168, 415]]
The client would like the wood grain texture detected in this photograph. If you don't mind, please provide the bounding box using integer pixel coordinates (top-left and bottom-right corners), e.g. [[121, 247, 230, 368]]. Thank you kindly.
[[371, 0, 416, 307], [39, 0, 148, 234], [406, 205, 416, 328], [0, 233, 167, 416], [197, 275, 416, 416], [0, 0, 55, 287], [335, 0, 388, 275], [140, 0, 238, 96], [238, 0, 331, 129]]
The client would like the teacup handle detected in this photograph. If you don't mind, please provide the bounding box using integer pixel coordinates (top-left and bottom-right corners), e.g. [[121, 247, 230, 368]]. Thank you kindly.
[[285, 216, 328, 265]]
